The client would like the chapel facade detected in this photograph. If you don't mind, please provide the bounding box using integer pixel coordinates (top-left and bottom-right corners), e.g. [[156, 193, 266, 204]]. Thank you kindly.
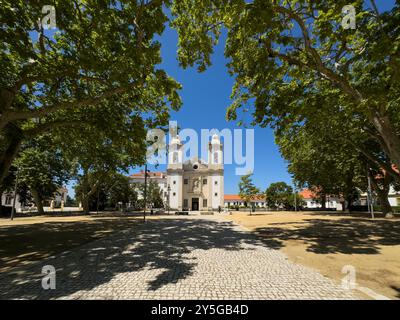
[[167, 134, 224, 211]]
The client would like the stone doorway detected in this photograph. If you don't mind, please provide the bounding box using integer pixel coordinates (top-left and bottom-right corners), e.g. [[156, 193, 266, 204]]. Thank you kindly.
[[191, 198, 199, 211]]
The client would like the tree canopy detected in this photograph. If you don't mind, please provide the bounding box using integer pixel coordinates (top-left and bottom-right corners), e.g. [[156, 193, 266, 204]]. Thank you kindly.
[[170, 0, 400, 175], [238, 173, 260, 211], [0, 0, 182, 185]]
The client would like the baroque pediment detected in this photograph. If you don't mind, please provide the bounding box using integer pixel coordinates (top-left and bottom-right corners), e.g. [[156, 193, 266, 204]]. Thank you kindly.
[[183, 157, 208, 171]]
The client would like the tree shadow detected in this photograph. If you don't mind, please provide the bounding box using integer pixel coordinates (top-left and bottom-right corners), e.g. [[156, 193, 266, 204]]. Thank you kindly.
[[304, 211, 396, 219], [0, 218, 140, 272], [253, 218, 400, 254], [390, 286, 400, 299], [0, 218, 262, 299]]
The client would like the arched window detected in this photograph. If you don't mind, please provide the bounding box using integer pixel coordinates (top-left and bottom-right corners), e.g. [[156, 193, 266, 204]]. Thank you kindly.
[[173, 152, 179, 164], [213, 152, 219, 164]]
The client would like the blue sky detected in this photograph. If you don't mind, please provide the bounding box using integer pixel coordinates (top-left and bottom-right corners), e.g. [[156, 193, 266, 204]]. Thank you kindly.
[[139, 26, 293, 195], [68, 0, 396, 197]]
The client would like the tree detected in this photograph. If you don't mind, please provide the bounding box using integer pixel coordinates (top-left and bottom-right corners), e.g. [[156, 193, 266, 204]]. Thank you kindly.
[[14, 136, 72, 214], [65, 195, 76, 207], [238, 174, 260, 214], [290, 193, 305, 211], [170, 0, 400, 175], [106, 174, 136, 209], [0, 166, 17, 215], [75, 172, 136, 212], [265, 182, 294, 210], [0, 1, 182, 185], [274, 92, 396, 214], [146, 181, 164, 209], [276, 114, 366, 210]]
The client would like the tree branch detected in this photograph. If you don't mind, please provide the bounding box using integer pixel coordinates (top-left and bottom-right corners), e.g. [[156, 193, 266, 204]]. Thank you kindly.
[[2, 81, 141, 125], [273, 5, 364, 103]]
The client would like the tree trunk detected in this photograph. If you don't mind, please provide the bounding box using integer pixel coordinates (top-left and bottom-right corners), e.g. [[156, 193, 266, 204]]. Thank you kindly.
[[31, 188, 44, 215], [345, 196, 353, 212], [376, 189, 393, 216], [320, 194, 327, 210], [82, 196, 90, 214], [0, 187, 3, 216], [343, 200, 349, 212], [369, 169, 394, 218], [372, 114, 400, 173], [0, 124, 23, 186], [79, 174, 101, 214]]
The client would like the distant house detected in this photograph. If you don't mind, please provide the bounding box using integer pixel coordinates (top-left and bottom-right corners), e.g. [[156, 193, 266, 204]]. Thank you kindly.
[[1, 192, 23, 211], [388, 187, 400, 207], [358, 186, 400, 207], [298, 189, 343, 210], [53, 186, 68, 206], [1, 186, 68, 213], [224, 194, 267, 208], [129, 171, 168, 205]]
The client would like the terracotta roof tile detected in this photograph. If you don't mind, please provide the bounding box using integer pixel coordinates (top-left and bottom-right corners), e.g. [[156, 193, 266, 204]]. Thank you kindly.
[[298, 189, 317, 199], [224, 194, 265, 201]]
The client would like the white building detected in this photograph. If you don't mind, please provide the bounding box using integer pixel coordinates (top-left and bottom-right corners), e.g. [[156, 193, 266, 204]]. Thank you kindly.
[[224, 195, 267, 208], [1, 192, 23, 211], [299, 189, 343, 210], [167, 134, 224, 211], [359, 186, 400, 207], [129, 171, 168, 205], [388, 186, 400, 206], [1, 187, 68, 213]]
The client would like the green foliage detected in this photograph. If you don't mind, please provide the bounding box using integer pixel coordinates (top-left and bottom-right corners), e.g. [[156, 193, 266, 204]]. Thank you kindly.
[[75, 171, 137, 211], [65, 195, 76, 207], [170, 0, 400, 173], [238, 173, 260, 206], [265, 182, 296, 210], [0, 0, 182, 184], [14, 135, 72, 203], [137, 180, 164, 209]]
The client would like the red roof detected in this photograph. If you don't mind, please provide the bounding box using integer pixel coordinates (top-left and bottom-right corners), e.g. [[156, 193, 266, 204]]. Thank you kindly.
[[224, 194, 242, 201], [129, 171, 166, 179], [224, 194, 265, 201], [298, 189, 317, 199]]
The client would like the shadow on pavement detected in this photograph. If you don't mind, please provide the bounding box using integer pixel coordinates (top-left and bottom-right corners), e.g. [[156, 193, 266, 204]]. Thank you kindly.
[[0, 218, 261, 299], [253, 218, 400, 254]]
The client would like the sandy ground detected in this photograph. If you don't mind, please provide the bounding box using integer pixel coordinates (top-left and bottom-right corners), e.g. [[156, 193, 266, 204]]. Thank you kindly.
[[224, 212, 400, 300]]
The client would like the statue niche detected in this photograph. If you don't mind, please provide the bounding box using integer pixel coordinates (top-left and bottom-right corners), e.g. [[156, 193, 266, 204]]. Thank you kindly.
[[192, 177, 202, 194]]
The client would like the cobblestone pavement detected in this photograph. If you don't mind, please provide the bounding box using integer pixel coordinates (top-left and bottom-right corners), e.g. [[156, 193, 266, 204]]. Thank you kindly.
[[0, 216, 361, 300]]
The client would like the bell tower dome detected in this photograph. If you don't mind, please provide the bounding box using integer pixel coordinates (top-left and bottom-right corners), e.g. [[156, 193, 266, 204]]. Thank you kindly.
[[168, 135, 183, 170]]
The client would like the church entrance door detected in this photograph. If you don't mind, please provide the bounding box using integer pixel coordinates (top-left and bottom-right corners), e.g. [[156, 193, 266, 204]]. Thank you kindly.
[[191, 198, 199, 211]]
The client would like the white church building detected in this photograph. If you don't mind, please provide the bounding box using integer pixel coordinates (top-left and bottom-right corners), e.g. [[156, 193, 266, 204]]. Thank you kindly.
[[167, 134, 224, 211]]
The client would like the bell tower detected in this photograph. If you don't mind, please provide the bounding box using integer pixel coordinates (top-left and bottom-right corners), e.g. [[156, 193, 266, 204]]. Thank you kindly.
[[208, 134, 224, 210], [167, 135, 183, 210]]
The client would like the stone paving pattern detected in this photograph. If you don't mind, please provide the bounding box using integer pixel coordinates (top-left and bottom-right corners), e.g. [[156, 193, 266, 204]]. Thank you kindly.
[[0, 216, 360, 300]]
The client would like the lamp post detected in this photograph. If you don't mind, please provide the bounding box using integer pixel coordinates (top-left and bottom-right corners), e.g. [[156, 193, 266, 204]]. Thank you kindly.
[[143, 164, 150, 222], [10, 168, 20, 221], [143, 164, 147, 222], [167, 184, 171, 215], [367, 166, 375, 220]]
